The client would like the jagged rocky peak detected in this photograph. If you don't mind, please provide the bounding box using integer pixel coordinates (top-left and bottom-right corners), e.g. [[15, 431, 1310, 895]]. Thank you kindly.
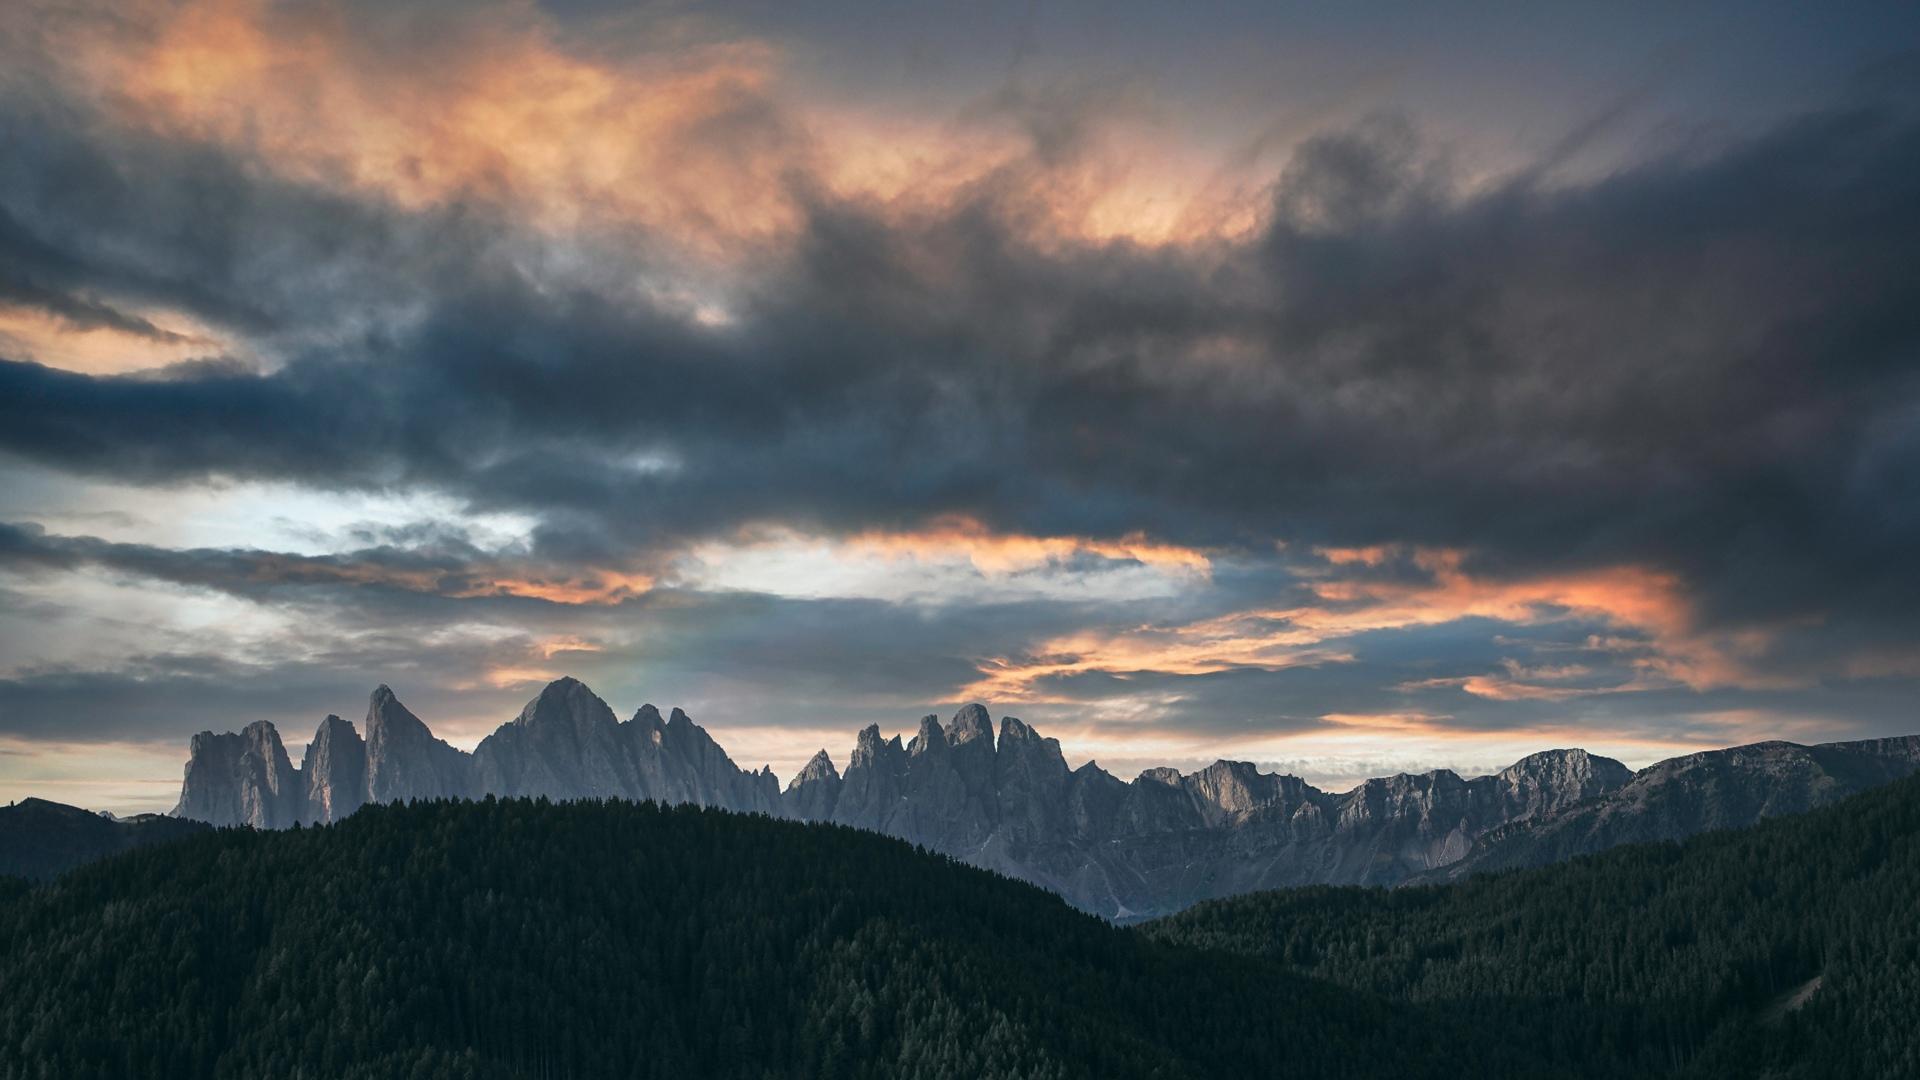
[[783, 749, 843, 820], [365, 685, 425, 741], [998, 714, 1038, 746], [514, 676, 617, 731], [240, 719, 288, 758], [662, 705, 730, 759], [306, 712, 358, 745], [948, 703, 993, 745], [301, 713, 368, 825], [995, 715, 1069, 776], [1183, 760, 1309, 826], [791, 750, 840, 786], [908, 715, 947, 756], [364, 684, 472, 802], [1496, 748, 1633, 811], [849, 724, 895, 767], [992, 715, 1069, 840], [174, 720, 301, 829]]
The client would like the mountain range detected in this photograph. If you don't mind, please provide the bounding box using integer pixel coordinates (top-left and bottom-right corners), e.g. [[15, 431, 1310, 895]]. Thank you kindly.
[[170, 676, 1920, 919]]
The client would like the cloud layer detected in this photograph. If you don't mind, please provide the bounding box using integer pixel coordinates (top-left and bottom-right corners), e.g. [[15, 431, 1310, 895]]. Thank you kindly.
[[2, 0, 1919, 810]]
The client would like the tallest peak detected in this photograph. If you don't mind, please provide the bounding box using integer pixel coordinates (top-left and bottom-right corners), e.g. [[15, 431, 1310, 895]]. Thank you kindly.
[[948, 703, 993, 745], [513, 677, 616, 731]]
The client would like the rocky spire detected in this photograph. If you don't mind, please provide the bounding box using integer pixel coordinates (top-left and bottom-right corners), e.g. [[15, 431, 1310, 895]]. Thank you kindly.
[[173, 720, 302, 828], [301, 714, 367, 824], [834, 725, 910, 831], [946, 703, 993, 746], [992, 716, 1070, 843], [657, 707, 781, 813], [783, 750, 842, 820], [365, 685, 473, 803], [907, 715, 947, 757]]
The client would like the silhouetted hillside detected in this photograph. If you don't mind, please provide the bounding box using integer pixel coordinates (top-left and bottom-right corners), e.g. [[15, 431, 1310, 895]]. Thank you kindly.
[[0, 797, 208, 880], [1146, 771, 1920, 1079], [0, 797, 1513, 1080]]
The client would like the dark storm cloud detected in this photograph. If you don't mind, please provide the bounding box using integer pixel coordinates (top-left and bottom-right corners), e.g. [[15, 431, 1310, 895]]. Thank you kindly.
[[0, 520, 501, 602], [2, 54, 1919, 657], [0, 658, 370, 744]]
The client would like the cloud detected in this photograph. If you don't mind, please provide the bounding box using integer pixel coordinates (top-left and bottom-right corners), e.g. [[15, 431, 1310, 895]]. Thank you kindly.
[[0, 521, 654, 606], [3, 0, 1920, 788], [0, 76, 1914, 630]]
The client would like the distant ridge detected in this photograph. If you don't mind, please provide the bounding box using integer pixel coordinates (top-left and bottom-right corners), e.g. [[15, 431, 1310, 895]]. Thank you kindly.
[[0, 797, 209, 880], [170, 676, 1920, 919], [1417, 733, 1920, 882]]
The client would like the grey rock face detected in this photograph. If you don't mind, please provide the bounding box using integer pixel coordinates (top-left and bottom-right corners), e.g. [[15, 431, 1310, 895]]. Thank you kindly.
[[659, 707, 782, 813], [783, 751, 842, 820], [473, 677, 627, 799], [1422, 735, 1920, 883], [176, 679, 782, 832], [172, 683, 1920, 920], [1493, 749, 1635, 821], [771, 715, 1639, 918], [365, 686, 473, 803], [301, 714, 367, 824], [832, 725, 910, 832], [763, 717, 1920, 919], [173, 721, 302, 828]]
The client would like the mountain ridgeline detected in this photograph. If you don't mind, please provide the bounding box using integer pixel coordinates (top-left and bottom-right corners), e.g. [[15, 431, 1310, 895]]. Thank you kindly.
[[172, 677, 1920, 919], [0, 799, 208, 881]]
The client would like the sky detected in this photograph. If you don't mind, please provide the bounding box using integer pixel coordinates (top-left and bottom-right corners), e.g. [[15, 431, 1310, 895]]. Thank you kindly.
[[2, 0, 1919, 813]]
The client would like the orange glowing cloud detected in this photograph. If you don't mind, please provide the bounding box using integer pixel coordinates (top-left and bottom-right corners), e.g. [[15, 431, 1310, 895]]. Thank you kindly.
[[67, 0, 798, 256], [179, 550, 655, 606], [533, 635, 605, 659], [0, 302, 226, 376], [959, 604, 1351, 702], [960, 544, 1794, 703], [463, 570, 654, 606], [43, 0, 1269, 273], [842, 515, 1213, 577]]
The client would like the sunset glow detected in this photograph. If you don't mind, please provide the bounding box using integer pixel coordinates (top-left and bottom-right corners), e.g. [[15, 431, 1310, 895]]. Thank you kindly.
[[2, 0, 1917, 813]]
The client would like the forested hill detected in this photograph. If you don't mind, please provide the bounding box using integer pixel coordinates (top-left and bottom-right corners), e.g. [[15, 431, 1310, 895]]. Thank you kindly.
[[1145, 770, 1920, 1079], [7, 783, 1915, 1080], [1, 797, 1528, 1080], [0, 797, 208, 880]]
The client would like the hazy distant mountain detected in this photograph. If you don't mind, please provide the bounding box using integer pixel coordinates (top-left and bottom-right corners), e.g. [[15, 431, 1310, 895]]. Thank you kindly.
[[169, 676, 1920, 919], [0, 797, 208, 880], [1417, 734, 1920, 882]]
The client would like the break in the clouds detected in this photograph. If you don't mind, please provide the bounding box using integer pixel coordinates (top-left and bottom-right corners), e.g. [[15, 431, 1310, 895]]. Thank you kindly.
[[1, 0, 1918, 811]]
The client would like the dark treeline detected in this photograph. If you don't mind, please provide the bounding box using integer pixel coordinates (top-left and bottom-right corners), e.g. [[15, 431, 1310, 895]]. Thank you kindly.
[[0, 798, 209, 881], [1145, 771, 1920, 1079], [2, 796, 1523, 1080], [4, 776, 1917, 1079]]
